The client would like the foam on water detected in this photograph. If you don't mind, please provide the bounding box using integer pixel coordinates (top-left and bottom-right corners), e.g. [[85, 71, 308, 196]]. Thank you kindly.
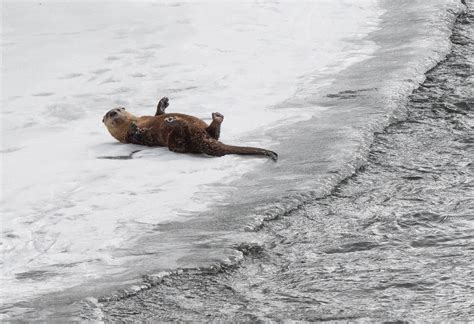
[[1, 1, 382, 313], [89, 0, 465, 318], [99, 5, 473, 320]]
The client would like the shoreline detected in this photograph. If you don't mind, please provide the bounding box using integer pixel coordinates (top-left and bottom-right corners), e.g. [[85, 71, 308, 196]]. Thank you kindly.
[[101, 2, 473, 320], [1, 0, 468, 320], [1, 1, 383, 318], [91, 0, 467, 320]]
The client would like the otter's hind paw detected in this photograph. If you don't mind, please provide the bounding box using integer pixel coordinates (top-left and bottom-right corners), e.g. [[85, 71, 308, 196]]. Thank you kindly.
[[212, 112, 224, 123]]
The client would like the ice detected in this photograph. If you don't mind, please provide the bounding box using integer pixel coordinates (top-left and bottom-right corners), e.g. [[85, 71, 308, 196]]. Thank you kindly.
[[0, 1, 382, 307]]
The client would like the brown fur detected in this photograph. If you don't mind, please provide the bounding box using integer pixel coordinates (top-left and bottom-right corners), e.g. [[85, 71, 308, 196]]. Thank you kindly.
[[164, 116, 278, 161], [103, 109, 207, 144], [103, 108, 278, 161]]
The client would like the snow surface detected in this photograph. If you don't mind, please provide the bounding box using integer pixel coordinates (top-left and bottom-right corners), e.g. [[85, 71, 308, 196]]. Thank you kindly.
[[0, 1, 381, 306]]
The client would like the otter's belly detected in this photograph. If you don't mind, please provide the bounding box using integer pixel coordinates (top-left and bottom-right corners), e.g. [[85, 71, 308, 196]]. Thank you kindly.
[[137, 114, 208, 128], [135, 114, 208, 147], [164, 113, 208, 129]]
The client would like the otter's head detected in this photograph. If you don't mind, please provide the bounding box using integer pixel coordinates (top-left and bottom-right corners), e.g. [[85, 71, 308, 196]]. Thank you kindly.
[[102, 107, 136, 143]]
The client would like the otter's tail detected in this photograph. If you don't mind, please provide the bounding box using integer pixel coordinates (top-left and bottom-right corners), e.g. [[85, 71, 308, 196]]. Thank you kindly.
[[200, 139, 278, 161]]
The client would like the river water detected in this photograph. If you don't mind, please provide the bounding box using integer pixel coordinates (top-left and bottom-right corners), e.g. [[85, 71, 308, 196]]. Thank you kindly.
[[1, 0, 472, 321], [100, 2, 473, 322]]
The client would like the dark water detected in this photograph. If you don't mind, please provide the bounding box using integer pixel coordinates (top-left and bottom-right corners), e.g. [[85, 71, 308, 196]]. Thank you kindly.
[[101, 6, 473, 322]]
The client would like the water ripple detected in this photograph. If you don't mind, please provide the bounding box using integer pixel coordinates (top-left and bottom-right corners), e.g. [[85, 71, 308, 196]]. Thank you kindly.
[[100, 6, 474, 322]]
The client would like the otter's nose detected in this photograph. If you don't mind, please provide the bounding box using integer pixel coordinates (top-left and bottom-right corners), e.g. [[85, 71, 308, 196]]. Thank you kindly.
[[108, 111, 118, 118], [104, 110, 118, 120]]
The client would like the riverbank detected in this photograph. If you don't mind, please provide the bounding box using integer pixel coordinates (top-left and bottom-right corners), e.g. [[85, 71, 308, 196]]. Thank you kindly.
[[101, 2, 473, 321]]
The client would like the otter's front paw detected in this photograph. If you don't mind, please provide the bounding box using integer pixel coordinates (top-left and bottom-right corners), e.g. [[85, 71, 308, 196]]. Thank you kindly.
[[127, 122, 145, 144], [158, 97, 169, 108], [129, 122, 139, 133]]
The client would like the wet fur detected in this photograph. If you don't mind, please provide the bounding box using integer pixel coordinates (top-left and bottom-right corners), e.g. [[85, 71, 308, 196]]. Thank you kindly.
[[103, 102, 277, 161], [164, 116, 278, 161]]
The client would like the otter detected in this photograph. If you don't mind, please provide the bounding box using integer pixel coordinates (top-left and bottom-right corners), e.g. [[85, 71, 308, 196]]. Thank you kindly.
[[102, 97, 278, 161]]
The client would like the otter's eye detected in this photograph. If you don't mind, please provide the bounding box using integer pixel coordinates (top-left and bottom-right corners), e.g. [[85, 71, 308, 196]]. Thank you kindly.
[[109, 111, 118, 117], [120, 108, 125, 111]]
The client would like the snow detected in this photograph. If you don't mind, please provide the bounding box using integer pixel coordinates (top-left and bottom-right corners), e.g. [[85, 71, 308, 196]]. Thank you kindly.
[[0, 1, 381, 306]]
